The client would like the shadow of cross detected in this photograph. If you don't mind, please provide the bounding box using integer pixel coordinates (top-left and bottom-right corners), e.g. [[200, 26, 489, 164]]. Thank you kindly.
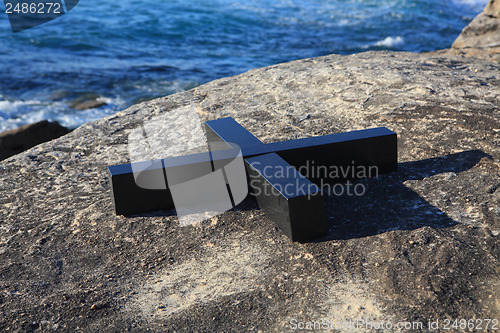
[[107, 117, 398, 242], [319, 149, 490, 241]]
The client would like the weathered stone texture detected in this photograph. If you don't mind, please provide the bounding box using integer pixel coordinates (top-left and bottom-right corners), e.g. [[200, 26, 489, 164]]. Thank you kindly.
[[0, 50, 498, 331]]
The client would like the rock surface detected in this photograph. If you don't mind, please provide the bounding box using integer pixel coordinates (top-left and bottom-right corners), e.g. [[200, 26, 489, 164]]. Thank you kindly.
[[0, 120, 69, 162], [0, 49, 498, 331], [452, 0, 500, 50]]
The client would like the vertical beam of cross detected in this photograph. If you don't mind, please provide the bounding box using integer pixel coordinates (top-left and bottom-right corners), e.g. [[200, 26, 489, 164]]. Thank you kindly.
[[204, 118, 327, 241]]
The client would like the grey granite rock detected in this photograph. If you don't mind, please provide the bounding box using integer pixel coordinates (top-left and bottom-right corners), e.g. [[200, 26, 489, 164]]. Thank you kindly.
[[453, 0, 500, 50], [0, 50, 498, 331]]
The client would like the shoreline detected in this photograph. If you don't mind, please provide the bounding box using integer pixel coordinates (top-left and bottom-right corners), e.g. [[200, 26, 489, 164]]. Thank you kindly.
[[1, 0, 498, 135], [0, 0, 492, 133]]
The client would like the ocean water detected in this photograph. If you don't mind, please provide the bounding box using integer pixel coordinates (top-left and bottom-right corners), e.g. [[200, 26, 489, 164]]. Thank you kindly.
[[0, 0, 488, 131]]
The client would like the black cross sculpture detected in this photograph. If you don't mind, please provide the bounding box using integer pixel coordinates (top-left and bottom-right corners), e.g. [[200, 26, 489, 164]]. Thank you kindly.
[[108, 117, 397, 242]]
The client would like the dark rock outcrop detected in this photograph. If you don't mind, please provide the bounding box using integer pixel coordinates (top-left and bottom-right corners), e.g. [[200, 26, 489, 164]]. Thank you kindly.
[[69, 93, 107, 110], [0, 120, 69, 161]]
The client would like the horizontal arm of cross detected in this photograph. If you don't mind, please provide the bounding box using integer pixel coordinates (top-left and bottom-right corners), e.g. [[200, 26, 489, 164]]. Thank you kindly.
[[107, 117, 397, 241]]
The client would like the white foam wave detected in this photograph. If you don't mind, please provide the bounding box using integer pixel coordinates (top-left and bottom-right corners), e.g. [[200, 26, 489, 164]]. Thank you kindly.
[[451, 0, 488, 11], [374, 36, 405, 48], [0, 96, 126, 132], [0, 100, 42, 115]]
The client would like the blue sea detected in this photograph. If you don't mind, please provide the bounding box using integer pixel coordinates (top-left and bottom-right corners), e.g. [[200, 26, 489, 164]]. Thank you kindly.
[[0, 0, 488, 131]]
